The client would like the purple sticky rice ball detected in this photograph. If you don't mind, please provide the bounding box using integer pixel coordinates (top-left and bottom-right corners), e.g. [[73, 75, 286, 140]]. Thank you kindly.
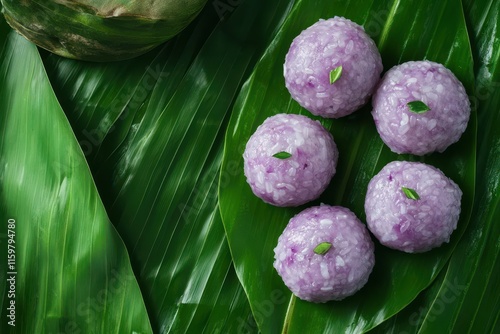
[[273, 205, 375, 302], [365, 161, 462, 253], [243, 113, 338, 207], [371, 60, 470, 155], [284, 17, 383, 118]]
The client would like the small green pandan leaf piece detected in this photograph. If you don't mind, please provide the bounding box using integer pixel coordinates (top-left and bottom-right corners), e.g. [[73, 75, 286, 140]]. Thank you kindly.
[[273, 151, 292, 159], [329, 65, 343, 84], [314, 242, 333, 255], [402, 187, 420, 200], [407, 100, 430, 113]]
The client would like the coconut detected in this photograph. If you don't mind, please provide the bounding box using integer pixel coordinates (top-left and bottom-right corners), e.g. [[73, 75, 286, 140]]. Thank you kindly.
[[0, 0, 208, 61]]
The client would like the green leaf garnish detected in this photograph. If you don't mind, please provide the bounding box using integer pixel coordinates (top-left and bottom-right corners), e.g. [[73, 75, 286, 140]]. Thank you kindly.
[[329, 65, 343, 84], [273, 151, 292, 159], [402, 187, 420, 200], [314, 242, 332, 255], [407, 100, 430, 113]]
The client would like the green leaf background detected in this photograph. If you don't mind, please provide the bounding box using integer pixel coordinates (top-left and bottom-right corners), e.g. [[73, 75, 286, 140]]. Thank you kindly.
[[219, 0, 476, 333], [0, 0, 498, 333]]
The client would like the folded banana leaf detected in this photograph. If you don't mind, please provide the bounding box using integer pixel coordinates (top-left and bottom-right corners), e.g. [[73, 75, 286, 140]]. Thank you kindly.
[[0, 28, 152, 334]]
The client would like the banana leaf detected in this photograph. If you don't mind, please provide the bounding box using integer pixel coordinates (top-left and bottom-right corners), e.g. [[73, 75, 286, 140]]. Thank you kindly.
[[370, 0, 500, 332], [1, 0, 499, 333], [0, 28, 152, 334], [219, 0, 476, 333], [1, 0, 296, 332], [44, 0, 298, 331]]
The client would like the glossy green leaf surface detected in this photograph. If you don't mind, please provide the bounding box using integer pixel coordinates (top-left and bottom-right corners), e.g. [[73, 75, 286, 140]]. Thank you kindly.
[[219, 0, 476, 333], [371, 1, 500, 333], [416, 65, 499, 334], [0, 31, 152, 333], [2, 0, 500, 332], [39, 1, 296, 332]]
